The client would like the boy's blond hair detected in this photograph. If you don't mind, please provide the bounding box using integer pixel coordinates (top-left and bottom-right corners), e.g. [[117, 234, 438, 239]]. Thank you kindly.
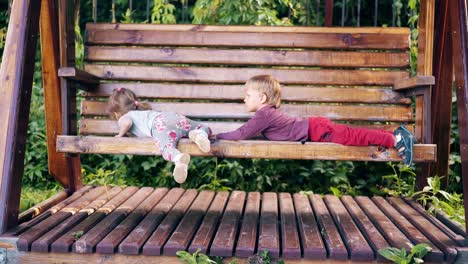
[[245, 75, 282, 109]]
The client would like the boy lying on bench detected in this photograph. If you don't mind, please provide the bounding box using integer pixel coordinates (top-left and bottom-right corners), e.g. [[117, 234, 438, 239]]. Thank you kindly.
[[216, 75, 415, 166]]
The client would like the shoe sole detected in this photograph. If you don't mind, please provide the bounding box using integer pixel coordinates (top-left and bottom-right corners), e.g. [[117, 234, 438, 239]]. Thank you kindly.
[[394, 125, 414, 166], [173, 163, 188, 184], [189, 131, 211, 153]]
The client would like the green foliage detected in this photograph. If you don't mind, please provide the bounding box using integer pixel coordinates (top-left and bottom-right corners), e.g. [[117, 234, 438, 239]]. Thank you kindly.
[[246, 249, 284, 264], [380, 162, 416, 197], [193, 0, 292, 25], [412, 176, 465, 224], [407, 0, 419, 76], [0, 10, 7, 51], [152, 0, 176, 24], [71, 230, 84, 240], [176, 248, 227, 264], [20, 186, 62, 213], [379, 243, 431, 264]]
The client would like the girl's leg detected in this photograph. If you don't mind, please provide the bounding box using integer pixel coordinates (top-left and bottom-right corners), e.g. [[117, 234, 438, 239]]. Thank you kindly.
[[188, 120, 212, 153], [328, 123, 395, 148], [189, 121, 212, 137], [152, 129, 190, 183]]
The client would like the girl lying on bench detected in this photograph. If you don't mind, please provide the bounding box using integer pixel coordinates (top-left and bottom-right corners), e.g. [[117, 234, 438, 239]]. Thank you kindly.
[[107, 88, 212, 183], [216, 75, 415, 166]]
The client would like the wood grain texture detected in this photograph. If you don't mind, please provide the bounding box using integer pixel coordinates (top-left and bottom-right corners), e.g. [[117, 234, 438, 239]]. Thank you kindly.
[[81, 101, 413, 122], [56, 136, 437, 162], [84, 64, 409, 85], [86, 46, 410, 68]]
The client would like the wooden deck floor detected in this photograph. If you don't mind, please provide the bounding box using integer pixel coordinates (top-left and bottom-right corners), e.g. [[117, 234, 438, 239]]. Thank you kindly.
[[2, 186, 467, 263]]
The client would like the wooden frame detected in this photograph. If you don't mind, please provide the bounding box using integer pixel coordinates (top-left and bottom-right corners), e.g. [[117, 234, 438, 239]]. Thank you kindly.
[[0, 0, 41, 233]]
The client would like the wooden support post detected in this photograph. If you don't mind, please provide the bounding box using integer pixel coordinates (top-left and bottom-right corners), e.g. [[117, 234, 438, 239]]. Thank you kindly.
[[324, 0, 334, 26], [449, 0, 468, 237], [40, 0, 81, 189], [429, 0, 453, 187], [57, 0, 82, 192], [0, 0, 41, 233], [415, 0, 435, 190]]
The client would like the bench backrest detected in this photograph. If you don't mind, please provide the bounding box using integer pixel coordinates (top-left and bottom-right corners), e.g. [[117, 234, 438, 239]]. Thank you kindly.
[[80, 24, 415, 139]]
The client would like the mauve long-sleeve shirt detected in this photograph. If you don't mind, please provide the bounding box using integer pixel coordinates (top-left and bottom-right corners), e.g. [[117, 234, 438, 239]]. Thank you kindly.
[[216, 105, 309, 141]]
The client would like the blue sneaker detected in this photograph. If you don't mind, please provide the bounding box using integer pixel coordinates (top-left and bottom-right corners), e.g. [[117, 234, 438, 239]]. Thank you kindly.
[[393, 125, 414, 166]]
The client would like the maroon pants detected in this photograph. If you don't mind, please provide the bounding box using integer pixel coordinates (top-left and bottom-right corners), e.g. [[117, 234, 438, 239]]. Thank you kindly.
[[308, 117, 394, 148]]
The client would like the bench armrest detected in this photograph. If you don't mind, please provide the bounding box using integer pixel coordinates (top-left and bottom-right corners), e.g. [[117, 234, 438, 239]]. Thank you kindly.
[[58, 67, 100, 87], [393, 76, 435, 91]]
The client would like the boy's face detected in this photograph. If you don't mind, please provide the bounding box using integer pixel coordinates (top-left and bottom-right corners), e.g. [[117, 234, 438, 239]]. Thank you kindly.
[[244, 87, 266, 112]]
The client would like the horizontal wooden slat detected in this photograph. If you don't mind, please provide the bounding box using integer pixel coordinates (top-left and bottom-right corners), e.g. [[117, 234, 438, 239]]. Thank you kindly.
[[87, 23, 411, 34], [81, 101, 412, 122], [85, 83, 411, 104], [86, 47, 410, 68], [86, 28, 409, 50], [80, 119, 414, 136], [394, 76, 435, 90], [58, 67, 100, 86], [56, 136, 437, 162], [84, 64, 409, 85]]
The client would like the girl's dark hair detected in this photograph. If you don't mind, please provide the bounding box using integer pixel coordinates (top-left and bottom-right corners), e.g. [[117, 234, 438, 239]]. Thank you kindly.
[[107, 87, 152, 119]]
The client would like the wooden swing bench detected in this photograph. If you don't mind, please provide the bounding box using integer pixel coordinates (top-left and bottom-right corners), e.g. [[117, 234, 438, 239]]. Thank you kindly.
[[56, 23, 437, 162], [9, 23, 468, 264], [57, 24, 436, 162]]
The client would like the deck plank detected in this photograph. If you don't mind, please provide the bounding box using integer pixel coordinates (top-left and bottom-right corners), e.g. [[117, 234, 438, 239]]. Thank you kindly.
[[293, 193, 327, 259], [372, 196, 444, 262], [49, 187, 125, 253], [387, 197, 459, 263], [404, 197, 467, 246], [355, 196, 413, 252], [324, 195, 373, 261], [163, 190, 216, 255], [95, 188, 168, 254], [340, 195, 389, 261], [17, 186, 107, 251], [310, 194, 347, 260], [7, 186, 94, 237], [73, 187, 147, 253], [30, 187, 123, 252], [258, 192, 280, 258], [188, 191, 230, 254], [210, 191, 246, 257], [235, 192, 260, 258], [119, 188, 185, 255], [142, 189, 198, 255], [279, 193, 301, 259]]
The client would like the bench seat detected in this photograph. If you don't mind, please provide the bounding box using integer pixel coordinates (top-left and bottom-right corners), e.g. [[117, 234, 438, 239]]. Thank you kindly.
[[57, 136, 436, 162]]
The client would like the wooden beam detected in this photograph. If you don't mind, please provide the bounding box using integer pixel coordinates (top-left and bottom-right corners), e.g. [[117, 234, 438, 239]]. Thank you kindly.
[[58, 0, 82, 192], [450, 0, 468, 238], [0, 236, 349, 264], [40, 0, 78, 189], [429, 0, 454, 187], [56, 136, 437, 162], [393, 76, 435, 90], [58, 67, 100, 87], [324, 0, 334, 26], [0, 0, 41, 233], [416, 0, 435, 190]]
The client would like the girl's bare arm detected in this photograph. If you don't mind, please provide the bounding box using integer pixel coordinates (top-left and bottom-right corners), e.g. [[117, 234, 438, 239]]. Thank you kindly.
[[116, 116, 132, 137]]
